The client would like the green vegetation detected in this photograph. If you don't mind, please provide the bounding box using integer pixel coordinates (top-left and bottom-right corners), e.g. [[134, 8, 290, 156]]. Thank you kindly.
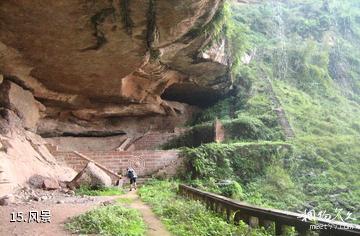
[[180, 142, 304, 211], [66, 205, 146, 236], [163, 123, 214, 149], [75, 185, 124, 196], [227, 0, 360, 222], [181, 142, 291, 184], [119, 0, 133, 35], [222, 117, 283, 141], [163, 0, 360, 225], [139, 180, 272, 236], [117, 197, 134, 204], [163, 99, 283, 149]]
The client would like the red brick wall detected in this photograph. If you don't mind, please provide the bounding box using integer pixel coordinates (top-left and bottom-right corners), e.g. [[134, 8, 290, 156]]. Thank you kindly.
[[51, 149, 180, 177]]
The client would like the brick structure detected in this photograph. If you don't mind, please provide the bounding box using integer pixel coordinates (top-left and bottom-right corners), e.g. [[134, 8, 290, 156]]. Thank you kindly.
[[128, 132, 178, 150], [50, 146, 180, 178], [214, 119, 225, 143]]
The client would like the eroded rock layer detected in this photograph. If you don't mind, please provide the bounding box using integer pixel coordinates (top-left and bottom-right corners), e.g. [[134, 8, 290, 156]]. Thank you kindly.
[[0, 0, 230, 136], [0, 0, 230, 195]]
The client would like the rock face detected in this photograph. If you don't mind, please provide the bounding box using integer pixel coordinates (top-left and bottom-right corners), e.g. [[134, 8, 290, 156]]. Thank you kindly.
[[75, 162, 112, 188], [0, 0, 230, 136], [0, 109, 76, 197], [0, 1, 230, 195], [0, 80, 40, 131]]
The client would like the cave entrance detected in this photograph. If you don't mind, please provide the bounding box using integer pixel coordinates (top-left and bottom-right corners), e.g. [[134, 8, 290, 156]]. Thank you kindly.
[[161, 83, 221, 107]]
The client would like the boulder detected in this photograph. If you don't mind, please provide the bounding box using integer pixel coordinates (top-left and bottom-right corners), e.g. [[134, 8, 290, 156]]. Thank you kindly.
[[71, 162, 112, 188], [0, 194, 14, 206], [42, 178, 60, 190], [29, 174, 47, 188], [0, 80, 40, 131], [29, 174, 59, 190]]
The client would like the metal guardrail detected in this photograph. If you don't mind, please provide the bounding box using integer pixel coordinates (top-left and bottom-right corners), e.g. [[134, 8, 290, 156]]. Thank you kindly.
[[179, 184, 360, 236]]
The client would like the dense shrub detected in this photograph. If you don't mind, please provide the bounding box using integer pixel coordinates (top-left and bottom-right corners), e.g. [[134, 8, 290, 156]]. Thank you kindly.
[[223, 116, 280, 141], [218, 180, 244, 200], [180, 142, 292, 184], [66, 205, 146, 236], [162, 123, 214, 149], [139, 180, 271, 236], [75, 185, 124, 196]]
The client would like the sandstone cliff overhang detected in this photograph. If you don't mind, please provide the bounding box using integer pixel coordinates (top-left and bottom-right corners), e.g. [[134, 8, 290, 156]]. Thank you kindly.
[[0, 0, 231, 124]]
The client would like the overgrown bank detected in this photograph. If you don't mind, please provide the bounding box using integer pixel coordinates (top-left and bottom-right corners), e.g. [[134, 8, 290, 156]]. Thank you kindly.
[[139, 180, 275, 236], [163, 0, 360, 225], [66, 205, 146, 236]]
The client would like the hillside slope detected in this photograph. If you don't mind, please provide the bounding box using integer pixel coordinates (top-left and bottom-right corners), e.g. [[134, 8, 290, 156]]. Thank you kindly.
[[177, 0, 360, 224]]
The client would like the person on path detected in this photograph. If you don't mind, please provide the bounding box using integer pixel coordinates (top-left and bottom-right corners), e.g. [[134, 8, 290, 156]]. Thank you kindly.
[[127, 167, 137, 191]]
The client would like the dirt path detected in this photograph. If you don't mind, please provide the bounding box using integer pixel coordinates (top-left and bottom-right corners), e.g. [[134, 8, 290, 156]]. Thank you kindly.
[[119, 190, 172, 236], [0, 191, 171, 236], [0, 196, 118, 236]]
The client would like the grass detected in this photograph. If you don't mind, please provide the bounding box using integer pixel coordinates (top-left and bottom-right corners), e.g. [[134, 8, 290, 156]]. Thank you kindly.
[[270, 80, 360, 222], [272, 80, 360, 137], [173, 0, 360, 225], [75, 185, 125, 196], [139, 180, 272, 236], [66, 205, 146, 236], [117, 198, 134, 204]]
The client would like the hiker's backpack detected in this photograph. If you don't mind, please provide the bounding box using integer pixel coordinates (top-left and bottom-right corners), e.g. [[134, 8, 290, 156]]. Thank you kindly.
[[127, 169, 134, 178]]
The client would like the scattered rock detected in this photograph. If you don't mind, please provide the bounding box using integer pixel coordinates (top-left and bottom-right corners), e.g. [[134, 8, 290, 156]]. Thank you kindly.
[[59, 181, 67, 188], [0, 194, 14, 206], [59, 188, 67, 194], [29, 175, 47, 188], [42, 178, 60, 190], [32, 196, 40, 201], [40, 196, 48, 201], [56, 200, 64, 204], [101, 200, 115, 206], [29, 174, 60, 190]]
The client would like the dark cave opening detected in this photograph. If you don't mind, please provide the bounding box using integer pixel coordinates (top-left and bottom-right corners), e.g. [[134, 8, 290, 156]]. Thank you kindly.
[[161, 83, 222, 108]]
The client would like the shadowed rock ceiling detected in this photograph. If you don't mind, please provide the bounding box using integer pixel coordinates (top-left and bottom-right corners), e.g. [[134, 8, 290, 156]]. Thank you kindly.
[[0, 0, 231, 135]]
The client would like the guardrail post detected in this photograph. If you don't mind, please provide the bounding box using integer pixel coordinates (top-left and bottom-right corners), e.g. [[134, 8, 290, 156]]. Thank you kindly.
[[215, 202, 221, 213], [318, 229, 331, 236], [226, 208, 232, 223], [249, 216, 259, 228], [207, 199, 213, 210], [259, 218, 272, 229], [177, 185, 360, 236], [234, 211, 250, 225], [275, 223, 285, 236], [295, 226, 310, 236], [218, 204, 225, 216]]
